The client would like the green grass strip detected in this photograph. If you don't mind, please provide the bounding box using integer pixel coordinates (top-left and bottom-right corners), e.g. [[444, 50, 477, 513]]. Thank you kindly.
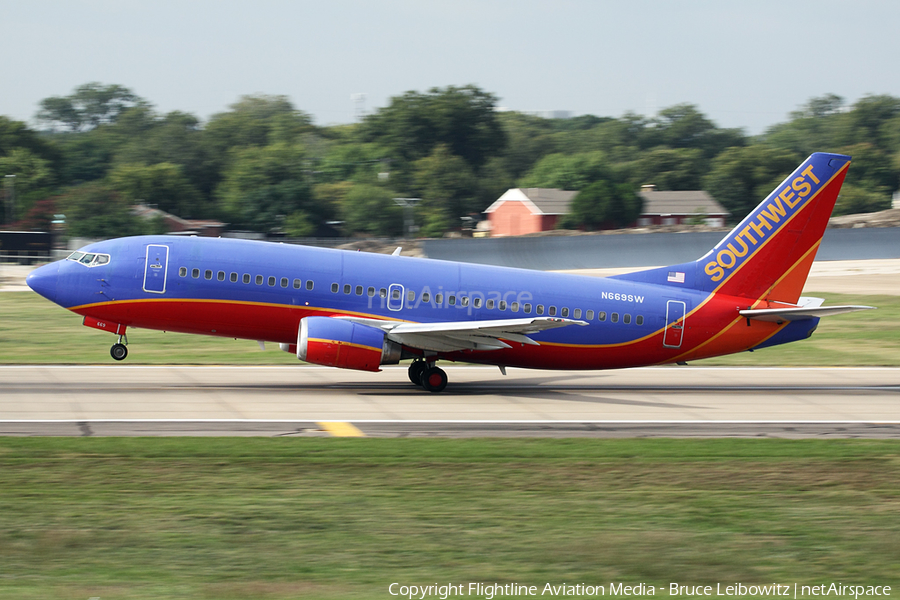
[[0, 438, 898, 599]]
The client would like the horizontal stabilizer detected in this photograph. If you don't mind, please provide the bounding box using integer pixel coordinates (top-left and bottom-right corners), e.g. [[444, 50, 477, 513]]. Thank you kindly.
[[740, 305, 874, 323]]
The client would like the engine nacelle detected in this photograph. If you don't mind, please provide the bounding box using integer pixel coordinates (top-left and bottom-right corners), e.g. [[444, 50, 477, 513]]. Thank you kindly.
[[297, 316, 401, 372]]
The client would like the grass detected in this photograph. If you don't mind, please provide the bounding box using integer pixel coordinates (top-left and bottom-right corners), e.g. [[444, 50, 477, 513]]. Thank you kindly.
[[0, 438, 898, 599], [0, 291, 898, 365]]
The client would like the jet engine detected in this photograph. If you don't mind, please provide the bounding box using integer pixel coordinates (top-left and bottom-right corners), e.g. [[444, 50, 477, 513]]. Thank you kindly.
[[295, 316, 402, 372]]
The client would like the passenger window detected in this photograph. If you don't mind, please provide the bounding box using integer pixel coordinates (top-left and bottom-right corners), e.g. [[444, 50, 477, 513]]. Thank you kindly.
[[448, 295, 456, 306], [499, 300, 506, 311], [636, 315, 644, 325], [380, 288, 387, 298], [205, 270, 212, 280], [331, 283, 339, 293], [392, 288, 401, 300], [422, 292, 430, 303], [280, 277, 288, 288], [306, 280, 314, 291], [179, 267, 187, 277], [486, 299, 493, 309], [574, 308, 581, 319], [548, 306, 556, 316], [523, 303, 532, 313], [598, 311, 607, 321], [192, 268, 200, 279], [435, 293, 443, 305], [536, 305, 544, 315], [586, 310, 594, 320], [561, 307, 569, 318], [344, 284, 351, 294], [231, 272, 238, 283], [510, 302, 517, 312], [255, 275, 263, 285], [293, 279, 302, 289], [243, 274, 250, 284], [367, 287, 375, 297], [624, 314, 631, 324], [356, 285, 363, 296], [611, 313, 619, 323], [217, 271, 225, 281], [407, 290, 416, 302]]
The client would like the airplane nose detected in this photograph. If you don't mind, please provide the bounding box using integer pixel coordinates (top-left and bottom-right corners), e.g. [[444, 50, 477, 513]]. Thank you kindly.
[[26, 261, 60, 303]]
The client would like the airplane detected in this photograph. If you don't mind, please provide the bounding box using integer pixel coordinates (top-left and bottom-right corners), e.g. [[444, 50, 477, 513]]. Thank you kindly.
[[26, 152, 873, 392]]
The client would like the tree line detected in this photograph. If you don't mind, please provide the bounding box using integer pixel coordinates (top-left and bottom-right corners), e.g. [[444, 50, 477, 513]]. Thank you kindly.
[[1, 83, 897, 239]]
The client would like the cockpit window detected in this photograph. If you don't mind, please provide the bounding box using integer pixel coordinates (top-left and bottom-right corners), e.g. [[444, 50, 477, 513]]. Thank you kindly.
[[67, 251, 111, 267]]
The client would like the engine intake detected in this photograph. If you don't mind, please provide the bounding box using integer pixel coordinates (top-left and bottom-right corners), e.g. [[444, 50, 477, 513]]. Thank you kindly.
[[297, 316, 401, 372]]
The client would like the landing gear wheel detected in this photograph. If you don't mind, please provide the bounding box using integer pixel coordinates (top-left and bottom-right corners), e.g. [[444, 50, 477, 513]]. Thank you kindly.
[[408, 361, 427, 386], [420, 366, 448, 393], [110, 343, 128, 361]]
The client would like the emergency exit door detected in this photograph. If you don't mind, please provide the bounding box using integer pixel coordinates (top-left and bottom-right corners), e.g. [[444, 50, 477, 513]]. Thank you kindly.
[[143, 244, 169, 294], [663, 300, 686, 348]]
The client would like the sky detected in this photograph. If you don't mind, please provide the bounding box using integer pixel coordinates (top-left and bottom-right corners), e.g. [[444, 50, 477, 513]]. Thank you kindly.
[[1, 0, 898, 134]]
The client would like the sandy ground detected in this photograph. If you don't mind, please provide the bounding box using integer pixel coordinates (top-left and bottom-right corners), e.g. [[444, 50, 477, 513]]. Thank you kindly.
[[2, 259, 899, 295]]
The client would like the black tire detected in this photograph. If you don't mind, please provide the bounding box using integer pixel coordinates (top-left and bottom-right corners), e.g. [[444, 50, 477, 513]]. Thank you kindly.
[[420, 366, 448, 393], [110, 343, 128, 361], [408, 361, 427, 386]]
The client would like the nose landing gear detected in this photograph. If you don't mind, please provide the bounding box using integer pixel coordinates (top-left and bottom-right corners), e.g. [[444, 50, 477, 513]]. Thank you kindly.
[[110, 334, 128, 361]]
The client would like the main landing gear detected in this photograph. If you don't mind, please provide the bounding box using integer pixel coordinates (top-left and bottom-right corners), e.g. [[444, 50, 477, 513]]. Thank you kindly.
[[110, 334, 128, 361], [408, 359, 448, 393]]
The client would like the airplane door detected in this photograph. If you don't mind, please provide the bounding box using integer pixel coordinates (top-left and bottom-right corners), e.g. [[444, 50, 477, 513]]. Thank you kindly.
[[387, 283, 404, 311], [143, 244, 169, 294], [663, 300, 686, 348]]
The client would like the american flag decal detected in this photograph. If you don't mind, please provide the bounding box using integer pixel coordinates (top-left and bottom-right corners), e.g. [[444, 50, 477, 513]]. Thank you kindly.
[[667, 271, 685, 283]]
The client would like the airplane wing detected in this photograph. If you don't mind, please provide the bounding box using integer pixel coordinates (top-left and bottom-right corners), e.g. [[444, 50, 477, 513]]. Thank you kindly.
[[739, 296, 875, 323], [336, 316, 588, 352]]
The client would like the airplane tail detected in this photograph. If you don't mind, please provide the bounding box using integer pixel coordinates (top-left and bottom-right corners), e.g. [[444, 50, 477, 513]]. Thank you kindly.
[[613, 152, 852, 304]]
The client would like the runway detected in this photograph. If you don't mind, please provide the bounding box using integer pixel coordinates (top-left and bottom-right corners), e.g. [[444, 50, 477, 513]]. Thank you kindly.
[[1, 365, 898, 438]]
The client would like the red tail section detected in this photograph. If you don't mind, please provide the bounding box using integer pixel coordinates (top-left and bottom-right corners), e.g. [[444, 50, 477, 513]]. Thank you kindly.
[[698, 152, 851, 304]]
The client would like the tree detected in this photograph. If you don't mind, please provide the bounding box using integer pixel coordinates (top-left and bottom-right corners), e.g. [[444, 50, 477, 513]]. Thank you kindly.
[[833, 184, 891, 216], [412, 145, 477, 237], [703, 145, 800, 221], [561, 180, 642, 230], [36, 83, 145, 132], [624, 147, 705, 191], [215, 143, 325, 233], [341, 184, 403, 237], [107, 162, 204, 217], [0, 148, 55, 221], [57, 183, 147, 238], [519, 152, 611, 191], [361, 85, 506, 172]]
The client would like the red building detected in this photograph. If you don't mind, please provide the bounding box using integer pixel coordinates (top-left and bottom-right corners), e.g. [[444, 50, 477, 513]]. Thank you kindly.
[[483, 188, 577, 237]]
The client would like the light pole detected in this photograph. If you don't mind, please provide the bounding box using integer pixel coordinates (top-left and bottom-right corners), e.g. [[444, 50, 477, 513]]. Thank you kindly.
[[4, 175, 15, 225], [392, 197, 420, 238]]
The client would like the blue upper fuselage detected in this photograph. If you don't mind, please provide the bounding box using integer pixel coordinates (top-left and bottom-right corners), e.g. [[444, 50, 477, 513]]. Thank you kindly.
[[28, 235, 710, 347]]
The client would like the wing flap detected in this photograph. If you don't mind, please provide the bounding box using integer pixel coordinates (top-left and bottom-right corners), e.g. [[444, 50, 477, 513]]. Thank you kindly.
[[335, 316, 587, 352]]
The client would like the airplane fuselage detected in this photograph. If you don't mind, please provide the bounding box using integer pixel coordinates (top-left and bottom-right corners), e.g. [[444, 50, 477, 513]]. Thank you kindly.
[[31, 234, 810, 370]]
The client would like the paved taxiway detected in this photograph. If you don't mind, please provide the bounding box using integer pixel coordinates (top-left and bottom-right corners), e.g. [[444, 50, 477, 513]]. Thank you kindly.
[[1, 366, 898, 437]]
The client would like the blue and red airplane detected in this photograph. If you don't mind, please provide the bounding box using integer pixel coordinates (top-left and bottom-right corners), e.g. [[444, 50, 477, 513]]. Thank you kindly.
[[27, 152, 872, 392]]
